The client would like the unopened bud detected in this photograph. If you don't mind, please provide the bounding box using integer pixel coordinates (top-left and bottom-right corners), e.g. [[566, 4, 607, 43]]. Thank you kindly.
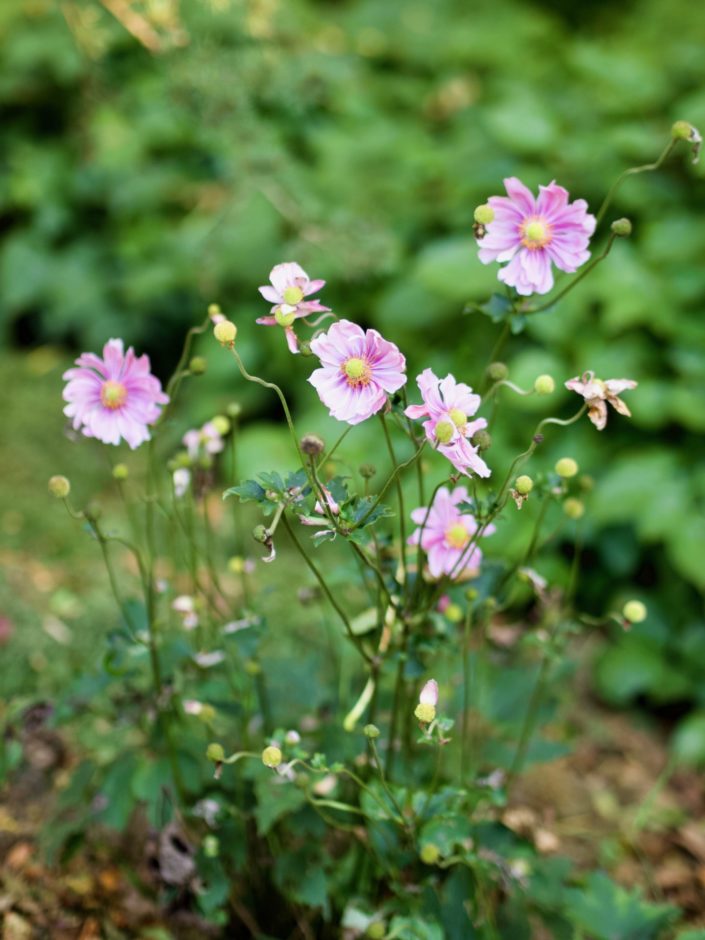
[[445, 603, 463, 623], [189, 356, 207, 375], [112, 463, 129, 481], [226, 401, 242, 419], [563, 497, 584, 519], [203, 835, 219, 858], [206, 742, 225, 763], [487, 361, 508, 382], [211, 415, 230, 436], [298, 340, 313, 357], [284, 730, 301, 745], [534, 374, 555, 395], [472, 429, 492, 452], [364, 724, 381, 739], [672, 120, 697, 141], [214, 320, 237, 346], [208, 303, 223, 319], [623, 599, 647, 624], [253, 524, 269, 544], [473, 204, 494, 225], [262, 745, 283, 768], [49, 475, 71, 498], [300, 433, 325, 456], [359, 463, 377, 479], [420, 843, 441, 865], [367, 923, 386, 940], [611, 217, 632, 238], [515, 475, 533, 496], [555, 457, 578, 478]]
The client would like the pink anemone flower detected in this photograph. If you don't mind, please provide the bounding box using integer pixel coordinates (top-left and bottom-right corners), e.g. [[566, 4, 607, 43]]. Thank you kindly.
[[478, 178, 596, 296], [63, 339, 168, 449], [408, 486, 494, 580], [258, 262, 330, 353], [565, 371, 637, 430], [405, 369, 490, 478], [308, 320, 406, 425]]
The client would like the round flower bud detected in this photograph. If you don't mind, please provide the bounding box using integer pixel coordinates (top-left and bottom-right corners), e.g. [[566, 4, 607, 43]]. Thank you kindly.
[[623, 599, 647, 624], [474, 203, 495, 225], [515, 475, 534, 496], [226, 401, 242, 419], [359, 463, 377, 479], [472, 429, 492, 452], [284, 730, 301, 745], [610, 217, 632, 238], [214, 320, 237, 346], [208, 303, 223, 319], [420, 843, 441, 865], [211, 415, 230, 436], [262, 745, 283, 768], [253, 524, 269, 544], [203, 835, 219, 858], [364, 724, 381, 739], [533, 374, 555, 395], [563, 497, 585, 520], [555, 457, 578, 478], [367, 923, 386, 940], [206, 742, 225, 763], [487, 361, 508, 382], [112, 463, 129, 481], [445, 603, 463, 623], [189, 356, 207, 375], [300, 433, 325, 456], [672, 120, 696, 141], [414, 702, 436, 724], [48, 475, 71, 499]]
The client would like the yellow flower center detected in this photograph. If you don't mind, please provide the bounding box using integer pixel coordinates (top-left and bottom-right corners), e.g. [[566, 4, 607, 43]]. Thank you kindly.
[[449, 408, 466, 428], [445, 523, 469, 549], [274, 306, 297, 328], [520, 217, 552, 249], [435, 420, 455, 444], [283, 285, 304, 305], [342, 357, 371, 387], [100, 380, 127, 410]]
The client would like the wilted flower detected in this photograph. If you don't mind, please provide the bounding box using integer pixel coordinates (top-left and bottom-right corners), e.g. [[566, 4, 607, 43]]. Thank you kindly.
[[414, 679, 439, 723], [173, 468, 191, 498], [63, 339, 168, 449], [258, 262, 330, 353], [477, 178, 596, 295], [308, 320, 406, 425], [408, 486, 495, 579], [405, 368, 490, 478], [565, 371, 637, 430]]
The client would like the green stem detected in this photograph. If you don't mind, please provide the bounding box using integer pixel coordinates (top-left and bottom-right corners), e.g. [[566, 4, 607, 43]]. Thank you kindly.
[[525, 233, 617, 316], [595, 139, 677, 226], [356, 442, 426, 528], [379, 412, 408, 594], [319, 425, 353, 466], [369, 738, 410, 833], [460, 606, 473, 785]]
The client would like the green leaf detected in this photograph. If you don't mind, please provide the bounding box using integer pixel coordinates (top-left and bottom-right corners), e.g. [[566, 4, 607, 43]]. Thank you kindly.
[[253, 776, 307, 835], [672, 711, 705, 767], [564, 872, 678, 939], [223, 479, 266, 503]]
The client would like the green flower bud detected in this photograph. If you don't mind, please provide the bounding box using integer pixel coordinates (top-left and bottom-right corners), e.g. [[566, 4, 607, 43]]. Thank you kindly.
[[672, 120, 696, 141], [208, 303, 222, 318], [445, 603, 463, 623], [112, 463, 129, 481], [563, 497, 584, 520], [226, 401, 242, 419], [298, 340, 314, 357], [262, 745, 283, 768], [420, 843, 441, 865], [189, 356, 207, 375], [367, 922, 386, 939], [533, 374, 555, 395], [623, 599, 647, 624], [359, 463, 377, 479], [515, 475, 533, 496], [487, 361, 508, 382], [211, 415, 230, 436], [203, 835, 219, 858], [473, 203, 494, 225], [555, 457, 578, 478], [611, 217, 632, 237], [253, 524, 269, 543], [206, 742, 225, 763], [48, 475, 71, 498], [472, 429, 492, 452], [364, 723, 381, 739]]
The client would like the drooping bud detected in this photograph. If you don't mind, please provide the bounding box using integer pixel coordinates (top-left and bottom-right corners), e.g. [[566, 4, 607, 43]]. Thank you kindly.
[[206, 742, 225, 763], [487, 361, 508, 382], [189, 356, 207, 375], [262, 745, 283, 768], [473, 204, 495, 225], [563, 497, 585, 519], [515, 475, 533, 495], [112, 463, 129, 481], [671, 120, 702, 163], [623, 599, 647, 624], [300, 433, 325, 456], [253, 524, 269, 543], [534, 374, 555, 395], [49, 475, 71, 498], [555, 457, 578, 478], [611, 218, 632, 238], [214, 320, 237, 346], [472, 429, 492, 451]]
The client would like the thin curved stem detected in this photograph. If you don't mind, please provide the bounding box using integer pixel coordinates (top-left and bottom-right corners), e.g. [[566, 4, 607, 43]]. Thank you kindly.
[[525, 234, 617, 316], [595, 139, 677, 226]]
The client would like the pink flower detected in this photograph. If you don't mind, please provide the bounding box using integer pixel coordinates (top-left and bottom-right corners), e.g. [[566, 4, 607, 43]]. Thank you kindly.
[[405, 369, 490, 478], [183, 422, 225, 460], [308, 320, 406, 425], [63, 339, 168, 449], [478, 178, 596, 296], [408, 486, 494, 580], [258, 262, 330, 354], [419, 679, 438, 708], [565, 371, 638, 430]]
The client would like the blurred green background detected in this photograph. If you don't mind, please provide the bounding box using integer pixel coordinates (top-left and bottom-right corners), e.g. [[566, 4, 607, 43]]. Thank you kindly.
[[2, 0, 705, 735]]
